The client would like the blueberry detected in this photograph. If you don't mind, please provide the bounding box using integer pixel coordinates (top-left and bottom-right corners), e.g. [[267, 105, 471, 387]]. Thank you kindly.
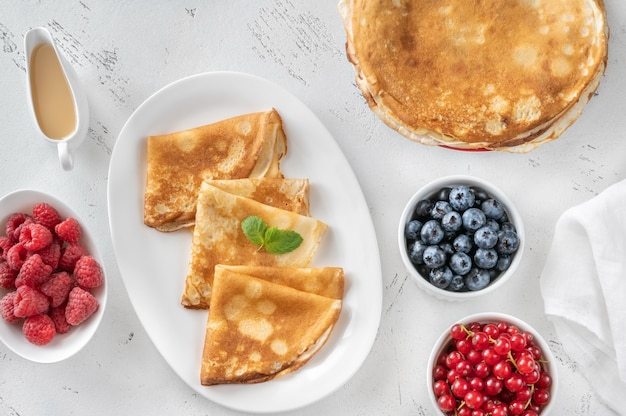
[[440, 242, 455, 255], [473, 226, 498, 249], [500, 222, 517, 233], [414, 199, 434, 220], [421, 220, 444, 244], [474, 248, 498, 269], [407, 240, 427, 264], [423, 245, 446, 268], [496, 254, 512, 272], [429, 266, 453, 289], [449, 185, 475, 212], [481, 198, 505, 220], [431, 200, 452, 220], [496, 230, 520, 254], [464, 268, 491, 291], [462, 207, 486, 232], [449, 252, 472, 275], [405, 219, 423, 240], [485, 219, 501, 232], [471, 186, 490, 202], [453, 234, 473, 253], [436, 187, 452, 201], [441, 211, 462, 233], [448, 274, 465, 291]]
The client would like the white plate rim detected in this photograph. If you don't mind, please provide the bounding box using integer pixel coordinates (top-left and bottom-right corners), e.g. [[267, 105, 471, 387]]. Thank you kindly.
[[107, 71, 382, 413]]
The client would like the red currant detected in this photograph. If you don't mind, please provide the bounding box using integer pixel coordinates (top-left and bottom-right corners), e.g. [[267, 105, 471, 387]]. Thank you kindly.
[[510, 333, 527, 351], [464, 390, 485, 409], [484, 375, 503, 396], [532, 388, 550, 406], [508, 400, 526, 415], [474, 361, 491, 379], [483, 323, 499, 338], [504, 373, 525, 392], [493, 335, 512, 355], [456, 360, 474, 377], [516, 354, 536, 375], [433, 379, 449, 396], [451, 323, 467, 340], [482, 347, 502, 366], [472, 331, 490, 350], [493, 360, 512, 379], [536, 371, 552, 389], [451, 377, 471, 398], [437, 394, 456, 412], [433, 364, 447, 381]]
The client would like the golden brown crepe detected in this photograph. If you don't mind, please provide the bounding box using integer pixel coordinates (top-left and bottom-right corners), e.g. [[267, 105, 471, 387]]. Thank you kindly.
[[338, 0, 608, 152], [144, 109, 287, 231], [200, 267, 342, 385], [206, 178, 310, 216], [181, 182, 328, 309], [216, 265, 344, 300]]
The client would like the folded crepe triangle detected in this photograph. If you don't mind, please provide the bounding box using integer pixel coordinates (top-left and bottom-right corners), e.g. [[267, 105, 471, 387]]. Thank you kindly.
[[181, 182, 327, 309], [200, 266, 343, 385], [144, 109, 287, 232]]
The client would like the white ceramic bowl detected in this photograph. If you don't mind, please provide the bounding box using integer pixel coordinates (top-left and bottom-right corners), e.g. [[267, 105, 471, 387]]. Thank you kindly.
[[0, 189, 107, 363], [398, 175, 524, 301], [427, 312, 558, 415]]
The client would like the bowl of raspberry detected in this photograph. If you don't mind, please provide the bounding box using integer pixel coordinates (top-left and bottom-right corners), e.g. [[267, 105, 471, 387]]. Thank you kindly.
[[428, 312, 557, 415], [0, 189, 107, 363], [398, 175, 524, 301]]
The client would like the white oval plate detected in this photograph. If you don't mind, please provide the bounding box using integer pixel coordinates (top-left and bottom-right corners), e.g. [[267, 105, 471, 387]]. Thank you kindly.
[[0, 189, 108, 363], [107, 71, 382, 413]]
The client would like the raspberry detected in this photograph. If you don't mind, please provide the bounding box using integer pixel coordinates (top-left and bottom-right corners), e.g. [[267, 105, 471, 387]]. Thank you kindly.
[[59, 243, 88, 272], [19, 223, 53, 251], [22, 314, 56, 345], [13, 285, 50, 318], [18, 254, 53, 289], [54, 217, 81, 244], [65, 287, 98, 325], [38, 240, 61, 269], [0, 235, 12, 260], [0, 292, 20, 324], [5, 213, 31, 242], [0, 262, 18, 289], [6, 242, 29, 271], [40, 271, 74, 307], [74, 255, 104, 289], [32, 202, 62, 231], [49, 303, 71, 334]]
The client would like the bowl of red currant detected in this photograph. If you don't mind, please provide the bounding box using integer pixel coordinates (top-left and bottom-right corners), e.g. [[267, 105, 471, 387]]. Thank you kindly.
[[428, 312, 557, 415], [398, 175, 524, 301]]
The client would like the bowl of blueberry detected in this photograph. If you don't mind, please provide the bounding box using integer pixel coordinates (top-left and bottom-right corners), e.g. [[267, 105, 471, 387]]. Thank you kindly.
[[398, 175, 524, 300], [427, 312, 557, 415]]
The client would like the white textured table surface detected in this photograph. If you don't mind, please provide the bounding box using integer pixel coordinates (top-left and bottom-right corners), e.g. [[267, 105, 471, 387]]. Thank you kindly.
[[0, 1, 623, 415]]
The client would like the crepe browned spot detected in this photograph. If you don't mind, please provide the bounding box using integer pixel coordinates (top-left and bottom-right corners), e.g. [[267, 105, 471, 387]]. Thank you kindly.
[[339, 0, 608, 152], [181, 182, 327, 309], [143, 109, 287, 231], [200, 267, 342, 385]]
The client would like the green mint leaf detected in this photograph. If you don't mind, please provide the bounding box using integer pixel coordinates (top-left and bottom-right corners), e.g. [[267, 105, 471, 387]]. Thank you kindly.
[[264, 228, 303, 254], [241, 216, 304, 254], [241, 216, 267, 246]]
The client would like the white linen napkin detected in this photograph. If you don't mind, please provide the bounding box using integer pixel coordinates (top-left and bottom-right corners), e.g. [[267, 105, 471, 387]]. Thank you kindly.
[[540, 178, 626, 412]]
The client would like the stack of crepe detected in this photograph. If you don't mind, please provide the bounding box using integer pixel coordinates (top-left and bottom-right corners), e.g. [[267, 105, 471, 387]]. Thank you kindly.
[[142, 109, 344, 386], [338, 0, 609, 152]]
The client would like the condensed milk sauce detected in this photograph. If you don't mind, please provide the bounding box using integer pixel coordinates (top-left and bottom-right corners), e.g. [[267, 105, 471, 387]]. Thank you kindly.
[[29, 43, 77, 140]]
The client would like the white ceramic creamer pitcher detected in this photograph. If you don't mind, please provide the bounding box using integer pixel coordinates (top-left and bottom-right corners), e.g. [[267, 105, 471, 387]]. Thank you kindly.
[[24, 27, 89, 171]]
